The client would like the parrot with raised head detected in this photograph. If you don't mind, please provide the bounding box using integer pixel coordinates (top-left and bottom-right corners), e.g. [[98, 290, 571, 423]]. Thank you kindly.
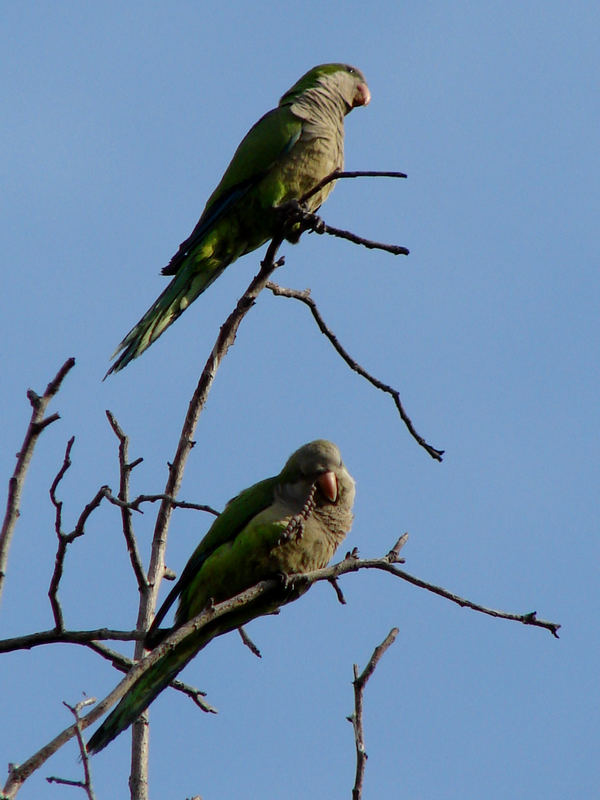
[[106, 63, 370, 374], [87, 439, 355, 753]]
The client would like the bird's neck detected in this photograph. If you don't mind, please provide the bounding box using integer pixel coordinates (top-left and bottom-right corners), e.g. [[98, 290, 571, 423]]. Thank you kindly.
[[290, 86, 348, 130]]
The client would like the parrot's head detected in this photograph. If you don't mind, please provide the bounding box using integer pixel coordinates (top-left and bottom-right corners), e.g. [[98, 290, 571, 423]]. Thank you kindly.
[[282, 439, 356, 513], [280, 63, 370, 114]]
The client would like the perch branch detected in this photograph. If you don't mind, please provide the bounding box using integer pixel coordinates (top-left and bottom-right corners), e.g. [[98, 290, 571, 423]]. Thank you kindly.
[[267, 283, 444, 461], [2, 578, 288, 797], [298, 538, 561, 637], [348, 628, 399, 800], [1, 535, 559, 797], [0, 357, 75, 604]]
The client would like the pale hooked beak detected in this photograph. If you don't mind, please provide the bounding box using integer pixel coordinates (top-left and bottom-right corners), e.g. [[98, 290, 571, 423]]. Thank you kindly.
[[317, 471, 338, 503], [353, 82, 371, 107]]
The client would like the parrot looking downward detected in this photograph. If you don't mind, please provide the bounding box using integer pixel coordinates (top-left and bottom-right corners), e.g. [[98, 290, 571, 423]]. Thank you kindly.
[[106, 63, 370, 374], [87, 440, 355, 753]]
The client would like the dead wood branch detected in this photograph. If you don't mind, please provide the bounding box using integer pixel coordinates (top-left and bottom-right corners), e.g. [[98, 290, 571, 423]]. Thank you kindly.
[[348, 628, 399, 800], [267, 283, 444, 461], [0, 357, 75, 604]]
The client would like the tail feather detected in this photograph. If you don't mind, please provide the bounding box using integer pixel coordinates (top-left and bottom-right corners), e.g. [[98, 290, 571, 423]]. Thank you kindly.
[[105, 261, 228, 377], [87, 637, 199, 754], [88, 588, 293, 753]]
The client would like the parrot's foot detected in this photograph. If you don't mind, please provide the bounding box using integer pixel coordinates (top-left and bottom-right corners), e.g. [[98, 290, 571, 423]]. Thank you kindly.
[[274, 571, 308, 599], [275, 570, 293, 591], [275, 200, 324, 243]]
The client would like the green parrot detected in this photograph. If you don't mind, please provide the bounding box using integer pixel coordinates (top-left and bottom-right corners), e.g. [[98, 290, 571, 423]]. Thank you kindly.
[[87, 439, 355, 753], [106, 63, 370, 374]]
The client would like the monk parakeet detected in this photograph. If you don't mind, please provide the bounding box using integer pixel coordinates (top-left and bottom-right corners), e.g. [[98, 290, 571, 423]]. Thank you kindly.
[[107, 63, 370, 374], [87, 440, 355, 753]]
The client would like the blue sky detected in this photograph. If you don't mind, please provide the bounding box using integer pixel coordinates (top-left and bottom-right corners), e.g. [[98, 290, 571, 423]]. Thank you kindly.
[[1, 2, 598, 798]]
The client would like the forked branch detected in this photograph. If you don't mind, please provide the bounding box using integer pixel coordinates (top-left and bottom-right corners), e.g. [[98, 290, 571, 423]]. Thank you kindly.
[[0, 357, 75, 604], [348, 628, 399, 800]]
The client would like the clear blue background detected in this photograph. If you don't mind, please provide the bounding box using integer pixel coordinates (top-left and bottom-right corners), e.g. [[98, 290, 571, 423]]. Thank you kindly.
[[1, 2, 598, 798]]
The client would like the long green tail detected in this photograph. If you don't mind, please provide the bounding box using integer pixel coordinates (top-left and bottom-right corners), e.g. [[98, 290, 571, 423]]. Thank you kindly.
[[87, 633, 202, 754], [105, 260, 228, 376], [87, 586, 295, 753]]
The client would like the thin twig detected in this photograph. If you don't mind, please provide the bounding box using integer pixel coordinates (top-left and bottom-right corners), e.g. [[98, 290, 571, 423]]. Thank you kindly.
[[299, 169, 410, 255], [47, 440, 109, 630], [300, 169, 407, 206], [0, 357, 75, 604], [267, 283, 444, 461], [105, 411, 148, 591], [311, 217, 409, 255], [238, 626, 262, 658], [348, 628, 399, 800], [0, 628, 142, 654], [103, 490, 219, 516], [46, 699, 97, 799], [83, 642, 217, 713], [328, 577, 346, 604], [300, 539, 561, 637]]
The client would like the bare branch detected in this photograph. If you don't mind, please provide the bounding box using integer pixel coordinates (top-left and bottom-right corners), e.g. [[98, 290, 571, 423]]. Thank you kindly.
[[84, 641, 217, 713], [0, 357, 75, 604], [1, 536, 559, 796], [238, 626, 262, 658], [105, 410, 148, 591], [0, 628, 141, 654], [104, 491, 219, 517], [300, 169, 407, 206], [328, 577, 347, 605], [301, 169, 412, 254], [83, 640, 139, 669], [46, 699, 98, 799], [300, 543, 561, 638], [267, 283, 445, 461], [387, 532, 409, 561], [2, 580, 282, 797], [47, 440, 109, 630], [310, 216, 409, 255], [141, 236, 286, 627], [348, 628, 399, 800], [46, 775, 91, 791], [275, 200, 408, 256]]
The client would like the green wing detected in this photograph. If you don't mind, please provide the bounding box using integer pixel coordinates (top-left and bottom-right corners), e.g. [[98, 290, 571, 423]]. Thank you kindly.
[[146, 475, 278, 642], [89, 513, 291, 756], [162, 106, 302, 275]]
